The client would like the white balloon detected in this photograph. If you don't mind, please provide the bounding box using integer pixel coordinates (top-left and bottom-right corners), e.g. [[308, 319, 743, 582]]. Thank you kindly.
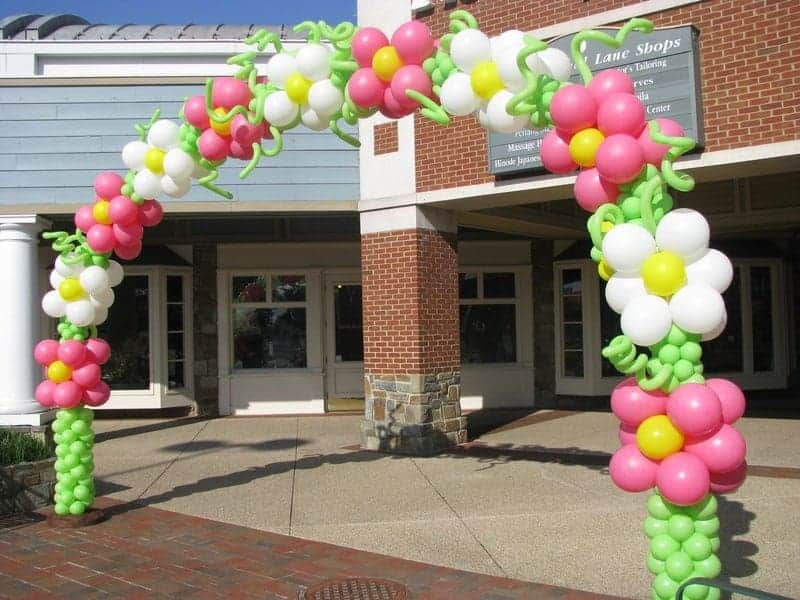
[[450, 29, 492, 73], [301, 107, 329, 131], [525, 52, 547, 76], [655, 208, 709, 264], [538, 47, 572, 81], [133, 169, 162, 199], [605, 275, 648, 314], [161, 174, 191, 198], [702, 310, 727, 342], [147, 119, 180, 150], [495, 44, 526, 92], [601, 223, 656, 275], [440, 72, 480, 116], [122, 140, 149, 171], [621, 295, 672, 346], [42, 290, 66, 318], [91, 287, 115, 308], [192, 162, 208, 179], [49, 269, 65, 290], [490, 29, 525, 61], [265, 53, 298, 88], [477, 104, 490, 129], [264, 91, 300, 128], [296, 43, 331, 81], [79, 265, 109, 294], [486, 90, 527, 133], [307, 79, 344, 117], [54, 255, 80, 278], [670, 283, 726, 334], [163, 148, 195, 181], [106, 260, 124, 287], [66, 300, 95, 327], [92, 305, 109, 326], [685, 249, 733, 293]]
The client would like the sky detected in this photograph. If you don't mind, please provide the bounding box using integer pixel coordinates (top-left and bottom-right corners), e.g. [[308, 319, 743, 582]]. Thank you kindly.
[[0, 0, 357, 26]]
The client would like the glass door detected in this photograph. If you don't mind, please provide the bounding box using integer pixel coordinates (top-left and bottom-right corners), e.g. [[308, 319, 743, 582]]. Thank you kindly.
[[324, 274, 364, 411]]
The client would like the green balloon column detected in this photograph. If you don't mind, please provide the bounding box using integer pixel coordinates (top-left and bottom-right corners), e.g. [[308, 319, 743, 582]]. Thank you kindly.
[[52, 407, 96, 515]]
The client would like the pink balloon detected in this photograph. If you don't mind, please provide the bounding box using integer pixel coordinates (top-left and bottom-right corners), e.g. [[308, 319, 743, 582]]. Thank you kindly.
[[93, 172, 124, 200], [595, 134, 645, 184], [35, 381, 57, 408], [108, 195, 140, 226], [57, 340, 87, 368], [637, 118, 685, 166], [597, 92, 646, 137], [574, 168, 619, 212], [667, 383, 724, 437], [229, 140, 255, 160], [391, 21, 435, 65], [348, 68, 387, 109], [115, 240, 142, 261], [230, 113, 263, 145], [709, 460, 747, 494], [619, 422, 637, 446], [74, 205, 97, 233], [71, 362, 101, 389], [85, 338, 111, 365], [541, 129, 577, 174], [587, 69, 635, 106], [609, 444, 658, 492], [390, 65, 432, 110], [705, 378, 746, 424], [183, 95, 210, 130], [86, 224, 116, 254], [198, 128, 231, 162], [112, 222, 143, 247], [549, 85, 597, 134], [685, 424, 747, 474], [34, 339, 60, 366], [380, 86, 415, 119], [53, 381, 83, 409], [83, 381, 110, 407], [656, 452, 710, 506], [352, 27, 390, 67], [139, 199, 164, 228], [212, 77, 252, 109], [610, 377, 668, 427]]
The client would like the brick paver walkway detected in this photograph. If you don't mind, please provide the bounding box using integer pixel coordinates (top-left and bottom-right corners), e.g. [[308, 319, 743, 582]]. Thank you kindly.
[[0, 497, 621, 599]]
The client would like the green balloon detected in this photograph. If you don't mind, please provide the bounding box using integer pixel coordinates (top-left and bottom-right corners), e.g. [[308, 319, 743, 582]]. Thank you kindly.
[[59, 473, 77, 488], [658, 344, 681, 365], [680, 341, 703, 363], [688, 495, 717, 520], [70, 464, 88, 479], [80, 432, 95, 446], [665, 551, 694, 582], [644, 516, 669, 539], [61, 429, 78, 444], [78, 477, 93, 489], [647, 357, 664, 376], [69, 440, 86, 456], [71, 420, 90, 436], [674, 359, 695, 381], [77, 407, 93, 423], [64, 454, 80, 470], [648, 494, 673, 520], [432, 70, 445, 86], [667, 326, 688, 347], [651, 534, 680, 561], [694, 554, 722, 578], [69, 500, 87, 516], [55, 444, 69, 458], [54, 459, 70, 474], [647, 554, 666, 575], [668, 514, 695, 542], [619, 195, 641, 220], [706, 587, 721, 600], [56, 409, 77, 425], [683, 533, 712, 561], [709, 536, 720, 552], [73, 484, 92, 502], [653, 572, 679, 600], [54, 502, 70, 516], [694, 517, 720, 537], [57, 489, 75, 505], [52, 419, 69, 434], [683, 581, 712, 600], [54, 482, 66, 494], [422, 57, 436, 72]]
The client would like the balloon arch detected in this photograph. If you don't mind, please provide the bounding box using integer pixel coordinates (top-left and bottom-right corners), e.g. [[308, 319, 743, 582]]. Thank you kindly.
[[33, 11, 744, 599]]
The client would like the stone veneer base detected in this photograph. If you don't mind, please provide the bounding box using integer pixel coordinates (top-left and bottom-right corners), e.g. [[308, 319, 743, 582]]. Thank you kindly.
[[361, 371, 467, 455]]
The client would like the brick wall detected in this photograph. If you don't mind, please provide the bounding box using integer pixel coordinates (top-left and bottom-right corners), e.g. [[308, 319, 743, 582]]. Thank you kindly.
[[415, 0, 800, 192], [361, 228, 459, 374], [374, 122, 399, 155]]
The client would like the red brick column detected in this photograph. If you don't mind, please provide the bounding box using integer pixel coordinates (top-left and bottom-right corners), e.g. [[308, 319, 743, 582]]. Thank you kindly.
[[360, 219, 466, 454]]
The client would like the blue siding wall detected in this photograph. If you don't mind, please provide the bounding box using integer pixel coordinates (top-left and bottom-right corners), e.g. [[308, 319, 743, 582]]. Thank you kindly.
[[0, 84, 359, 206]]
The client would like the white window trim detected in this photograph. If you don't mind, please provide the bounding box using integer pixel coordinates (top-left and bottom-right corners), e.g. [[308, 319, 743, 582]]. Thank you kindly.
[[161, 268, 194, 407]]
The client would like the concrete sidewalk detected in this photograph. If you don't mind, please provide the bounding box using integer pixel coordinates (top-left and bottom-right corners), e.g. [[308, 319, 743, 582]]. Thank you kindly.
[[87, 410, 800, 598]]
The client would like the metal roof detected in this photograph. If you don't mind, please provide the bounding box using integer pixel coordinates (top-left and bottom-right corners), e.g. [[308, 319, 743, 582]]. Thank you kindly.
[[0, 13, 298, 40]]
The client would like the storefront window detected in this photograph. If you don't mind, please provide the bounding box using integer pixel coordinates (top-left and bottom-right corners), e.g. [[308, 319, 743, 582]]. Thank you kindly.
[[460, 271, 517, 364], [166, 275, 186, 389], [560, 268, 583, 377], [703, 268, 743, 372], [750, 266, 774, 372], [334, 284, 363, 362]]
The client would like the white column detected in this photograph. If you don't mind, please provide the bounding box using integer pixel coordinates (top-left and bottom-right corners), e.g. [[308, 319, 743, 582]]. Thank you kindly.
[[0, 215, 53, 426]]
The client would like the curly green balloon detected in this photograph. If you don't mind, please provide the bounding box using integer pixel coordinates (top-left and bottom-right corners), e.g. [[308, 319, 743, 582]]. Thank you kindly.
[[648, 120, 697, 192], [602, 335, 673, 391], [571, 18, 654, 85]]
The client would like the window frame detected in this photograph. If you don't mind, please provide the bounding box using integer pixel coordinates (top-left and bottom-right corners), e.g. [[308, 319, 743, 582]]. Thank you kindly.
[[161, 268, 194, 404]]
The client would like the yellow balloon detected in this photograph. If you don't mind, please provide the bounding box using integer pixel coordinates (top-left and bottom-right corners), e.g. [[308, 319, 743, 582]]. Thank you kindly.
[[641, 251, 686, 297], [569, 128, 605, 168], [601, 221, 614, 233], [372, 46, 403, 82], [144, 147, 166, 174], [636, 415, 684, 460], [470, 61, 505, 100], [92, 200, 112, 225], [598, 259, 614, 281], [48, 360, 73, 383], [210, 107, 232, 136], [58, 278, 84, 301], [285, 73, 313, 105]]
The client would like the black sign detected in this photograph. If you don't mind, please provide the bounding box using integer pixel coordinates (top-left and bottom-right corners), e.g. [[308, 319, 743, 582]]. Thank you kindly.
[[488, 25, 704, 175]]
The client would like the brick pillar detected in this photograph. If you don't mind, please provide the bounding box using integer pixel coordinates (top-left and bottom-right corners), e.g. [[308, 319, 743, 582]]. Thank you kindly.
[[360, 206, 466, 455], [532, 240, 556, 408], [192, 243, 219, 416]]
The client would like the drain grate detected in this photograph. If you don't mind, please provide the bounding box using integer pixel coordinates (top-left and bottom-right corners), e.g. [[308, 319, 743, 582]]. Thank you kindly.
[[302, 578, 408, 600]]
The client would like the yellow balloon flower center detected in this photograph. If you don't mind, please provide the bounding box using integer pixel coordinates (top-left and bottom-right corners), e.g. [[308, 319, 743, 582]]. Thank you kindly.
[[372, 46, 403, 82], [636, 415, 684, 460], [470, 61, 505, 100], [285, 73, 313, 105], [48, 360, 73, 383], [58, 278, 84, 301], [601, 221, 614, 234], [144, 148, 166, 174], [92, 200, 112, 225], [642, 251, 686, 297], [598, 259, 614, 281], [210, 106, 232, 136], [569, 128, 605, 168]]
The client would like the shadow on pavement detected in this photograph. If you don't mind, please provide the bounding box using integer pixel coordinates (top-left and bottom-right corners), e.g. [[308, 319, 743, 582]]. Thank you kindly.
[[94, 416, 212, 443], [717, 495, 759, 584]]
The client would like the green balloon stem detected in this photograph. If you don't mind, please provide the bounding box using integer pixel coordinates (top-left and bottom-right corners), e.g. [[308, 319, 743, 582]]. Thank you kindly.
[[52, 407, 95, 516]]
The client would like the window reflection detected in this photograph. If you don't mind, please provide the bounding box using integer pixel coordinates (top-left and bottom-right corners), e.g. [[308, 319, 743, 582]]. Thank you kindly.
[[233, 308, 307, 369]]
